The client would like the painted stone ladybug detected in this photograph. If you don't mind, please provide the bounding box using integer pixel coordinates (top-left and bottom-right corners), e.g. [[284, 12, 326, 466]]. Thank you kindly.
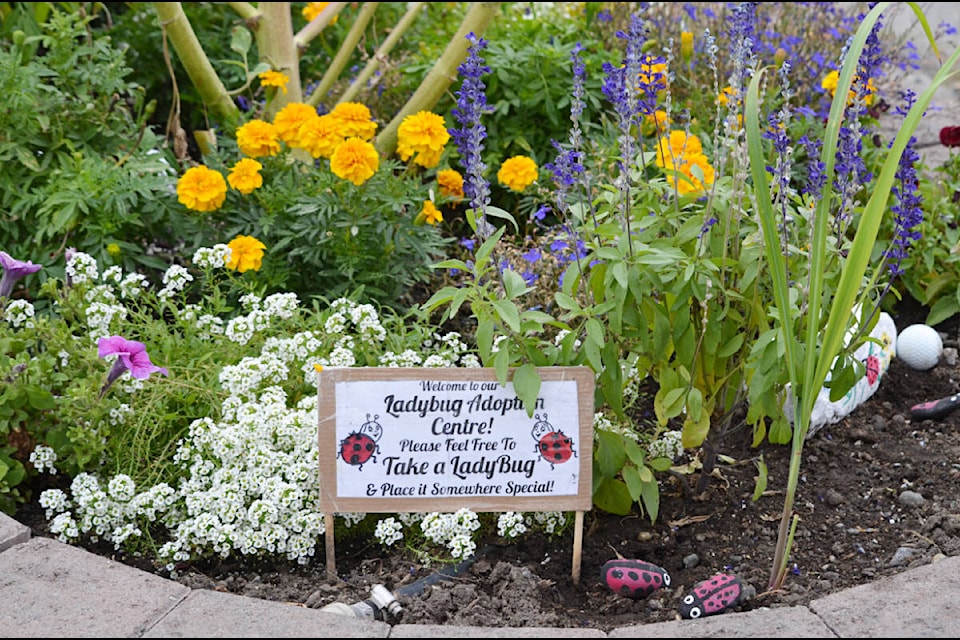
[[531, 413, 577, 469], [601, 558, 671, 599], [338, 413, 382, 470], [679, 573, 745, 619]]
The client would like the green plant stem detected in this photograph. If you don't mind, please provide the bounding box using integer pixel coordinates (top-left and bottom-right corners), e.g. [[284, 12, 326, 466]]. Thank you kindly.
[[152, 2, 240, 129], [375, 2, 502, 157], [338, 2, 427, 105], [306, 2, 380, 109]]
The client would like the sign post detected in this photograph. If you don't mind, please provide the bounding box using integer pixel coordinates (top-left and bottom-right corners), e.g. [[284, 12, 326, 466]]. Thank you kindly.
[[318, 366, 594, 583]]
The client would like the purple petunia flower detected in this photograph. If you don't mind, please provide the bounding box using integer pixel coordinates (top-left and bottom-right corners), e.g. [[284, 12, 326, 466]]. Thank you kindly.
[[0, 251, 42, 300], [98, 336, 169, 398]]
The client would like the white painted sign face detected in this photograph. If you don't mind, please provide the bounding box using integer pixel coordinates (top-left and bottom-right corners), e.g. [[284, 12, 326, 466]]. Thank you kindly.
[[318, 367, 593, 513]]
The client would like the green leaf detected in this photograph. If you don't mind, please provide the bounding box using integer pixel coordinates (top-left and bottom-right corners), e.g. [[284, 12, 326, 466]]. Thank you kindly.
[[229, 26, 252, 55], [501, 269, 529, 300], [622, 464, 643, 501], [482, 205, 519, 233], [928, 294, 960, 327], [511, 364, 541, 417], [595, 430, 627, 479], [491, 299, 521, 332], [592, 476, 633, 515], [25, 386, 55, 410], [752, 454, 768, 502], [640, 476, 660, 522]]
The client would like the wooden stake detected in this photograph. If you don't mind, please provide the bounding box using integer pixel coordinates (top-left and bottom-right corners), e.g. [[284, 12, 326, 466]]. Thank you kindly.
[[324, 512, 337, 578], [572, 510, 584, 585]]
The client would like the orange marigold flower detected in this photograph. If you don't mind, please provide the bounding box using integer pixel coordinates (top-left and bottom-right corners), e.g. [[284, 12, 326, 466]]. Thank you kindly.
[[397, 111, 450, 168], [303, 2, 337, 24], [416, 200, 444, 226], [299, 113, 346, 159], [273, 102, 319, 147], [328, 102, 378, 141], [227, 158, 263, 195], [177, 165, 227, 212], [330, 137, 380, 186], [655, 130, 704, 168], [497, 155, 539, 192], [236, 119, 281, 158], [258, 70, 289, 95], [225, 235, 266, 273], [437, 168, 464, 201]]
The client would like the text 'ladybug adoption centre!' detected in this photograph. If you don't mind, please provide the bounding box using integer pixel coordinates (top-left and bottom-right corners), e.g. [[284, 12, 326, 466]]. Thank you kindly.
[[317, 367, 594, 514]]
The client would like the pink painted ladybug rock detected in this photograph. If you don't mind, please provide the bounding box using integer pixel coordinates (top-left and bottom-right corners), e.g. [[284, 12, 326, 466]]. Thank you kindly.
[[601, 559, 671, 599], [679, 573, 745, 619], [338, 413, 382, 470], [531, 413, 577, 469]]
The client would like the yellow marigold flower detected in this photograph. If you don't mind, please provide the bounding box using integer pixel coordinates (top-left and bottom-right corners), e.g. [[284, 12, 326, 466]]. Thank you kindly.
[[258, 70, 289, 95], [299, 113, 346, 159], [303, 1, 337, 24], [497, 155, 539, 192], [717, 85, 738, 108], [416, 200, 443, 226], [177, 165, 227, 212], [106, 243, 121, 258], [225, 234, 266, 273], [273, 102, 319, 147], [330, 137, 380, 186], [328, 102, 378, 141], [412, 147, 442, 169], [397, 111, 450, 167], [821, 69, 875, 106], [227, 158, 263, 195], [655, 130, 704, 168], [662, 152, 716, 196], [643, 109, 671, 135], [437, 168, 464, 201], [236, 119, 281, 158]]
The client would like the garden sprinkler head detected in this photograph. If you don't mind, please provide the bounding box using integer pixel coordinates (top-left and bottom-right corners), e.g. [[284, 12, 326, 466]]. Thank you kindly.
[[319, 584, 402, 621]]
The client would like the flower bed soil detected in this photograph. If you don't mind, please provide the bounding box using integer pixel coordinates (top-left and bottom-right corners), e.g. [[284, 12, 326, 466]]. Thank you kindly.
[[14, 310, 960, 631]]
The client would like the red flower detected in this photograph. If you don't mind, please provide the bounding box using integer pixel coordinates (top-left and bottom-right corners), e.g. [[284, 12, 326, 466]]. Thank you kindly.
[[940, 126, 960, 147]]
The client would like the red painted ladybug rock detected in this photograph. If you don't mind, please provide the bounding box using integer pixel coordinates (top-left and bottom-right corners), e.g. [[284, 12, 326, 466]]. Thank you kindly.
[[601, 559, 671, 599], [338, 413, 382, 470], [531, 413, 577, 469], [679, 573, 745, 619]]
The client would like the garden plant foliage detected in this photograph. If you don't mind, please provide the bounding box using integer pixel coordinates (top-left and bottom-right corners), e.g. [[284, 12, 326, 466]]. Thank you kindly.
[[3, 2, 960, 585]]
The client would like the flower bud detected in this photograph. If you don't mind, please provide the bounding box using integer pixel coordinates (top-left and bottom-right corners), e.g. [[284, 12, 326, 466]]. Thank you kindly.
[[681, 31, 694, 66]]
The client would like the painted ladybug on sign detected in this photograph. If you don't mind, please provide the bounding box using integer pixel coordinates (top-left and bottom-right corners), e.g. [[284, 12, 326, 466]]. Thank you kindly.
[[531, 413, 576, 469], [601, 558, 671, 599], [338, 413, 383, 470], [679, 573, 746, 619]]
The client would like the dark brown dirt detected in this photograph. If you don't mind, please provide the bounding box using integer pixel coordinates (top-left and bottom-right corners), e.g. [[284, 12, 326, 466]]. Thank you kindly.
[[13, 307, 960, 631]]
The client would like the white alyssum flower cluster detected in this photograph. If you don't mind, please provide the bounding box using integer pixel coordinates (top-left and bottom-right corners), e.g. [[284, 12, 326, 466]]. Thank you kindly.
[[420, 508, 482, 558], [2, 299, 35, 328], [29, 255, 575, 569]]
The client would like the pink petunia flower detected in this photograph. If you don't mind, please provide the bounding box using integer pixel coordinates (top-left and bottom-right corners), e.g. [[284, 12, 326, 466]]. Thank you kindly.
[[97, 336, 169, 398], [0, 251, 42, 299]]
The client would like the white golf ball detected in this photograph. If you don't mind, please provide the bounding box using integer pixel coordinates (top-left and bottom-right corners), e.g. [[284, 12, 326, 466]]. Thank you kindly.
[[897, 324, 942, 370]]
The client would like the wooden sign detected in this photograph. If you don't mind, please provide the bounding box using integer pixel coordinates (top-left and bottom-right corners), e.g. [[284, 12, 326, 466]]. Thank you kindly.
[[317, 366, 594, 582]]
